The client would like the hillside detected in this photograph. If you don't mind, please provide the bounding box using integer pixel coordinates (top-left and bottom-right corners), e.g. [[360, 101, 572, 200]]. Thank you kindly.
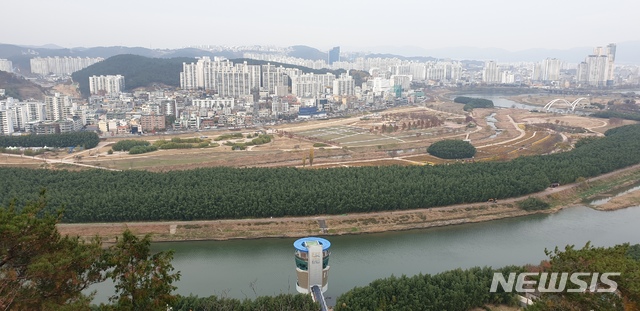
[[0, 44, 240, 73], [71, 55, 352, 98], [0, 71, 46, 100], [232, 58, 345, 76], [287, 45, 327, 61], [71, 55, 195, 96]]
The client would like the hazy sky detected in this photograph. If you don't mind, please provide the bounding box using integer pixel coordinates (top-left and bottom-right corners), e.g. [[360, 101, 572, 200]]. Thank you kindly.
[[2, 0, 638, 52]]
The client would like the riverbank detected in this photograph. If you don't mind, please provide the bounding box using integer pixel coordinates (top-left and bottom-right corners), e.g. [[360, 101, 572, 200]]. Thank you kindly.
[[57, 164, 640, 243]]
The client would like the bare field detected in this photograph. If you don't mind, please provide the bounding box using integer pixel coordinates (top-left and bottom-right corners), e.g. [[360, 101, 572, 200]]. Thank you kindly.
[[2, 101, 626, 171]]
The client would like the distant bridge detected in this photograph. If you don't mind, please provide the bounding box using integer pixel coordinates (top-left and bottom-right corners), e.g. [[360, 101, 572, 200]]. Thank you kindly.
[[543, 98, 589, 112]]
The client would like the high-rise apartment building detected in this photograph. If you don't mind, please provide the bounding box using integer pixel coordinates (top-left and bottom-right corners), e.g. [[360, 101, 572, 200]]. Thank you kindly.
[[180, 57, 260, 97], [332, 73, 355, 96], [44, 93, 72, 121], [89, 75, 125, 95], [30, 57, 103, 75], [534, 58, 561, 81], [482, 61, 500, 84], [0, 59, 12, 72], [328, 47, 340, 65], [0, 109, 14, 135], [577, 44, 616, 87], [261, 64, 290, 95], [290, 73, 336, 98]]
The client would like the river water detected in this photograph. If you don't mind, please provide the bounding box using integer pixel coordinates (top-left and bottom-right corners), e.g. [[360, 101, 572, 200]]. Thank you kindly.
[[89, 93, 639, 306], [90, 205, 640, 306], [452, 93, 541, 110]]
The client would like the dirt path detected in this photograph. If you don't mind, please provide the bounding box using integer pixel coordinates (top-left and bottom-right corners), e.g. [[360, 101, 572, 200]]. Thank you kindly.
[[477, 115, 525, 149]]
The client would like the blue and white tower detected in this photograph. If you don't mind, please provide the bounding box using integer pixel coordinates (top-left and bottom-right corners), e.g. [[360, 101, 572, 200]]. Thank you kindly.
[[293, 237, 331, 294]]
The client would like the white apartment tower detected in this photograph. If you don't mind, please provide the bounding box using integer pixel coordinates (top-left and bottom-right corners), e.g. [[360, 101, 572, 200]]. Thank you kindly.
[[261, 64, 290, 95], [89, 75, 125, 95], [577, 44, 616, 87], [333, 74, 355, 96], [482, 61, 500, 84], [0, 59, 13, 72], [534, 58, 561, 81], [44, 93, 72, 121], [0, 109, 14, 135], [30, 57, 103, 75], [290, 73, 336, 98], [180, 57, 260, 97]]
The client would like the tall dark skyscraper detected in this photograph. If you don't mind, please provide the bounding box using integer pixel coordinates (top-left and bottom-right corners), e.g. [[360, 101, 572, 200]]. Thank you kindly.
[[328, 46, 340, 65]]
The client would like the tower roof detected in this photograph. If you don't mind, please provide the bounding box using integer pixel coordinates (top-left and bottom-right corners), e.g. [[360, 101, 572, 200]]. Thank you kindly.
[[294, 237, 331, 252]]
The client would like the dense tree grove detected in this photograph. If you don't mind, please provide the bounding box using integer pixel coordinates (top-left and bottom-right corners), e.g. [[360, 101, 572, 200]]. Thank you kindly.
[[453, 96, 495, 111], [111, 140, 150, 151], [128, 145, 158, 154], [1, 124, 640, 223], [574, 136, 603, 149], [334, 243, 640, 311], [527, 243, 640, 311], [154, 137, 217, 150], [427, 139, 476, 159], [71, 55, 194, 97], [592, 111, 640, 121], [0, 132, 100, 149], [173, 294, 318, 311], [334, 266, 519, 310]]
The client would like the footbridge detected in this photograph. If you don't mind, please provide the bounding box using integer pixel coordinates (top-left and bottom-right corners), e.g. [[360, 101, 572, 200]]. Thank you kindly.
[[311, 285, 329, 311], [543, 98, 589, 112]]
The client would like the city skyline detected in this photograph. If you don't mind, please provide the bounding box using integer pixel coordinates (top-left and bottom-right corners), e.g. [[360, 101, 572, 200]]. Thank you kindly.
[[1, 0, 638, 53]]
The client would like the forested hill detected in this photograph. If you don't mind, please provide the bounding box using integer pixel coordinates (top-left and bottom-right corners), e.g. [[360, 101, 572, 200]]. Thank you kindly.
[[71, 55, 194, 97], [72, 55, 350, 98], [1, 124, 640, 223], [232, 58, 346, 76]]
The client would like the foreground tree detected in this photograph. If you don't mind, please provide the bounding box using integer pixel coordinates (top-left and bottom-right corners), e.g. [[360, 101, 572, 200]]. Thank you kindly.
[[0, 191, 104, 310], [527, 243, 640, 311], [101, 230, 181, 311]]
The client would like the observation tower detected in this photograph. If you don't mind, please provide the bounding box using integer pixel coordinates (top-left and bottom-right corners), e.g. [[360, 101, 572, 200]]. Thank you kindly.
[[293, 237, 331, 295]]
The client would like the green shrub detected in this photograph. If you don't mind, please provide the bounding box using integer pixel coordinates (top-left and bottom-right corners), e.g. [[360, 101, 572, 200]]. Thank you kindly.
[[518, 197, 550, 211], [112, 140, 150, 151], [128, 145, 158, 154], [427, 140, 476, 159]]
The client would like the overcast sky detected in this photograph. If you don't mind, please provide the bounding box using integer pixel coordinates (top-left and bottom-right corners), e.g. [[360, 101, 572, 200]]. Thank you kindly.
[[2, 0, 638, 52]]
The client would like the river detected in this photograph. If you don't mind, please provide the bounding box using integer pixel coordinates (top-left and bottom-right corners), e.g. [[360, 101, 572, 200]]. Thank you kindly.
[[90, 204, 640, 306], [451, 93, 541, 110]]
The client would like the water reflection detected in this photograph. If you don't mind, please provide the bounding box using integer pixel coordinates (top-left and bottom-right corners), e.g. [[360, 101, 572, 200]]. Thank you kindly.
[[90, 205, 640, 306]]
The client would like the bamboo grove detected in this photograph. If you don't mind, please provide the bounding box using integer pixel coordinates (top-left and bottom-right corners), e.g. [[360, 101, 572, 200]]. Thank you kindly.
[[1, 124, 640, 223]]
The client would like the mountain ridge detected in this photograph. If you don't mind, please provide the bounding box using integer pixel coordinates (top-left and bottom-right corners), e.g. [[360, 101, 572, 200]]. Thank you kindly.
[[2, 41, 639, 73]]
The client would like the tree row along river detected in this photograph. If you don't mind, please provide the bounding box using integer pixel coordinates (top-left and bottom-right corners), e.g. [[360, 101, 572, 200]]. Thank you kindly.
[[1, 124, 640, 223]]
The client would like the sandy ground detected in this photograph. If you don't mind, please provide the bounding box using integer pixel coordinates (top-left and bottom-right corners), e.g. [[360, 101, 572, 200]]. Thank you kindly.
[[591, 184, 640, 211]]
